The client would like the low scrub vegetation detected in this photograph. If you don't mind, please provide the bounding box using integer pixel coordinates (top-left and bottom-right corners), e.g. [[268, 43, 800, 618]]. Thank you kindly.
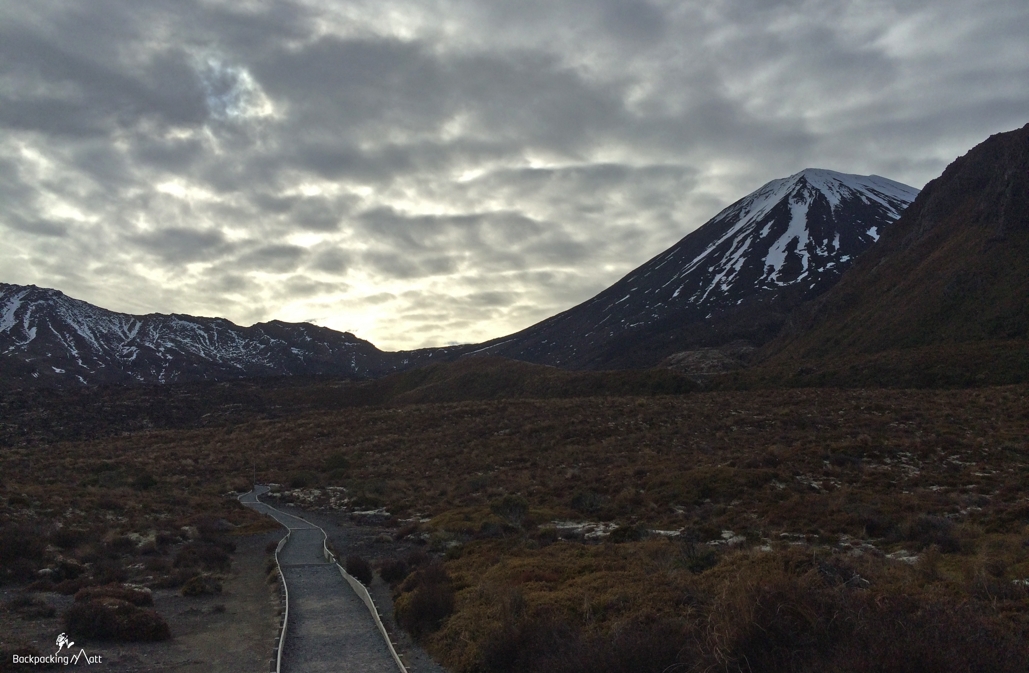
[[5, 594, 56, 620], [74, 584, 153, 607], [421, 541, 1028, 672], [2, 379, 1027, 669], [345, 555, 373, 586], [394, 563, 456, 639], [180, 575, 222, 596], [63, 598, 170, 642]]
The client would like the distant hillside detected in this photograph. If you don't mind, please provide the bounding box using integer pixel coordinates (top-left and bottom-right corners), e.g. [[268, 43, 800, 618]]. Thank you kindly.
[[0, 357, 697, 448], [0, 283, 465, 389], [737, 123, 1029, 387], [340, 356, 698, 405]]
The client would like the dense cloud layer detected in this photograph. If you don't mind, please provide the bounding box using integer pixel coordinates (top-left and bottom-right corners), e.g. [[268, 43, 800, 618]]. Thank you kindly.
[[2, 0, 1026, 349]]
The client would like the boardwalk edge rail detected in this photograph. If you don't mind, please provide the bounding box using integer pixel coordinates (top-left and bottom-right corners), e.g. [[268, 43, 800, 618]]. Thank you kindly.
[[322, 538, 409, 673], [238, 488, 290, 673], [273, 532, 290, 673]]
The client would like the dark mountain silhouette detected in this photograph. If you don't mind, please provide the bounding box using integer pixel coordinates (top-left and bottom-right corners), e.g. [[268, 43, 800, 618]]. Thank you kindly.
[[745, 123, 1029, 387], [0, 283, 462, 388]]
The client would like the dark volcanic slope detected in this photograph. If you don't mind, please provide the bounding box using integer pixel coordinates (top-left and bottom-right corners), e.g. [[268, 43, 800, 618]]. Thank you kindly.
[[0, 284, 462, 388], [754, 123, 1029, 384], [472, 169, 917, 369]]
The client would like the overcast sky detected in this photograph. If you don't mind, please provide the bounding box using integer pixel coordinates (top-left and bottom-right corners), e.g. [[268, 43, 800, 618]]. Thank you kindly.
[[2, 0, 1026, 350]]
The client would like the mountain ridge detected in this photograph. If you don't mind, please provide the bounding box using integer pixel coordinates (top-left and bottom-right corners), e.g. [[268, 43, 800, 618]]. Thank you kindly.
[[0, 166, 919, 388], [735, 123, 1029, 387], [0, 283, 464, 388]]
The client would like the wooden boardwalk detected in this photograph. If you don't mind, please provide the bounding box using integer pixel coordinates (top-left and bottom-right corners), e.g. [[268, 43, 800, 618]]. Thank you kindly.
[[240, 487, 399, 673]]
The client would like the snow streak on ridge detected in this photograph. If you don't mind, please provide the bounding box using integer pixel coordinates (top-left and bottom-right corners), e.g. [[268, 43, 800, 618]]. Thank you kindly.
[[652, 168, 918, 307]]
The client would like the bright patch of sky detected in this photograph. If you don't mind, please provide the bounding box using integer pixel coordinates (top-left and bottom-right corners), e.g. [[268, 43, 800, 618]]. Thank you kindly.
[[197, 56, 276, 121]]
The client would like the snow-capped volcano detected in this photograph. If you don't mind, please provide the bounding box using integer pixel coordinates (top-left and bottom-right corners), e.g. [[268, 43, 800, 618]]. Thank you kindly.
[[660, 168, 917, 302], [472, 169, 919, 369]]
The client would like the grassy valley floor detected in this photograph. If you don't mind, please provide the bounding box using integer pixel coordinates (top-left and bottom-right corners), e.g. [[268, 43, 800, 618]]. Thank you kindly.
[[2, 383, 1028, 671]]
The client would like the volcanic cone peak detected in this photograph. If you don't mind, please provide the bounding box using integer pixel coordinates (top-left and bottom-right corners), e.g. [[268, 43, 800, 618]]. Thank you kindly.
[[682, 168, 918, 299], [471, 168, 918, 369]]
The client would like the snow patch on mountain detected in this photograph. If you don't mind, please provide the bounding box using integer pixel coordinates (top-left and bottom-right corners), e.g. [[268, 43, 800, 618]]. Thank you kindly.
[[666, 168, 918, 304], [0, 288, 28, 334], [764, 198, 812, 285]]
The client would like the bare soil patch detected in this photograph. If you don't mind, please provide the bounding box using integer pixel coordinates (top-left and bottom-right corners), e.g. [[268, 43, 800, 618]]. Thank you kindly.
[[1, 531, 282, 672]]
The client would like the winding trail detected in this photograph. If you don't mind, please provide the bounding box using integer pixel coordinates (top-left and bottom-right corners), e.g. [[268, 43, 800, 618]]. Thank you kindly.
[[240, 486, 401, 673]]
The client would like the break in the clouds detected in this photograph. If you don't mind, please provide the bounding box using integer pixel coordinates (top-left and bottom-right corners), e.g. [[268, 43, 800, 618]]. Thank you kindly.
[[1, 0, 1026, 350]]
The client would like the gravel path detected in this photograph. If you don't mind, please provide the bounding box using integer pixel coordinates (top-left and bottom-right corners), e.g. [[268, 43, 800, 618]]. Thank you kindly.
[[240, 486, 399, 673]]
